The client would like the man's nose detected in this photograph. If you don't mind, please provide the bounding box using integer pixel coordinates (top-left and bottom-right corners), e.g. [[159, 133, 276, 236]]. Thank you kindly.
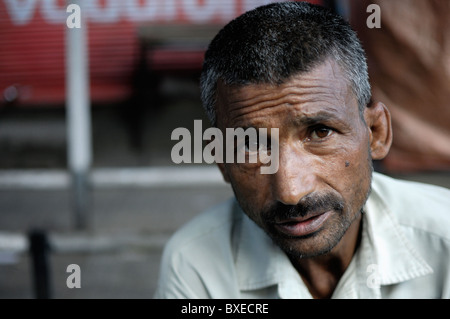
[[270, 145, 317, 206]]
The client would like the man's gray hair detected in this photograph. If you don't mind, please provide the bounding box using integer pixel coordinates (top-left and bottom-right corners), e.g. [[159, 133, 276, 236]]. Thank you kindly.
[[200, 1, 371, 126]]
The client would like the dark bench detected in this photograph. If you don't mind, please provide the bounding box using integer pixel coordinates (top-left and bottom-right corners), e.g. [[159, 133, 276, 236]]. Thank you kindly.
[[138, 24, 223, 72], [123, 24, 223, 150]]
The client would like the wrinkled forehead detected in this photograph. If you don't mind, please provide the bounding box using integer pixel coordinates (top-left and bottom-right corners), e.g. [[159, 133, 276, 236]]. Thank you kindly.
[[215, 59, 357, 127]]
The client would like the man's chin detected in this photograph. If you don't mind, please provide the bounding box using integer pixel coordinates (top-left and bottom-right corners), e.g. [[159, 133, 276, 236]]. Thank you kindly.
[[265, 223, 347, 259], [271, 233, 338, 259]]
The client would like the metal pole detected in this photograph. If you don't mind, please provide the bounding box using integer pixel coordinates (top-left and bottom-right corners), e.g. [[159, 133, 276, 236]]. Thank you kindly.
[[65, 0, 92, 230], [29, 230, 52, 299]]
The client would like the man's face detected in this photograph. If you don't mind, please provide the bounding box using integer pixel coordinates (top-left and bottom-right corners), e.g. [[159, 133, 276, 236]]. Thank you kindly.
[[216, 59, 373, 258]]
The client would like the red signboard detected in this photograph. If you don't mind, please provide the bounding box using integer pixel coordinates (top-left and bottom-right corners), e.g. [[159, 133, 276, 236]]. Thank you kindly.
[[0, 0, 323, 107]]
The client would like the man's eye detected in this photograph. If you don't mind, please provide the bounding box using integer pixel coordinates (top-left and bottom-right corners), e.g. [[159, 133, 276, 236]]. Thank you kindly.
[[244, 140, 258, 152], [310, 127, 333, 140], [244, 136, 270, 152], [244, 140, 262, 152]]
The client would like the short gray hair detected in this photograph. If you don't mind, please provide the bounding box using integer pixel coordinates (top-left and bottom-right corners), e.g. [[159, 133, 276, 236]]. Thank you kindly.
[[200, 1, 371, 125]]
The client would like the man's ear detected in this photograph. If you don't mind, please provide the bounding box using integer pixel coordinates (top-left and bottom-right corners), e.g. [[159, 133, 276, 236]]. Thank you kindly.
[[364, 101, 393, 160], [217, 162, 231, 183]]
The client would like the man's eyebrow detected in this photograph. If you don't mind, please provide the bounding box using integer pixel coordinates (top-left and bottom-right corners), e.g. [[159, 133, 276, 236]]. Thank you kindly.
[[292, 111, 341, 127]]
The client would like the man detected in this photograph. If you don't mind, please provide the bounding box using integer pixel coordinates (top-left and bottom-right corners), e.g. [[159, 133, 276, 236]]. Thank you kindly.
[[154, 2, 450, 298]]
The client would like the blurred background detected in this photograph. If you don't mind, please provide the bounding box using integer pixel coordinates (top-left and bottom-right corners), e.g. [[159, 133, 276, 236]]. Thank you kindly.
[[0, 0, 449, 298]]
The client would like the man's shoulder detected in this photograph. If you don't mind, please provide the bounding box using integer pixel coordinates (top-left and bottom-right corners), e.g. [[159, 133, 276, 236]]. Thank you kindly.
[[162, 198, 238, 257], [372, 172, 450, 241], [155, 198, 240, 298]]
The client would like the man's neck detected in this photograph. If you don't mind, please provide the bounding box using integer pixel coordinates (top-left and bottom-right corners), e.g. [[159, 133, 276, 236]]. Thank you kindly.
[[290, 214, 363, 299]]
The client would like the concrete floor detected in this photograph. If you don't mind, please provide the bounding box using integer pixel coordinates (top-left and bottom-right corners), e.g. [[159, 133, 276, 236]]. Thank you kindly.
[[0, 183, 233, 298]]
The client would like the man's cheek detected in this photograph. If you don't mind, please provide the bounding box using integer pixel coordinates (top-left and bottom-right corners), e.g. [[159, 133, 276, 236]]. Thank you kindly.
[[229, 166, 265, 193], [230, 174, 268, 216]]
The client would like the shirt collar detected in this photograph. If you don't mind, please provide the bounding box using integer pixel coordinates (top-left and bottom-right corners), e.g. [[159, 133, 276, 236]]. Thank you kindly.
[[232, 201, 315, 298], [362, 174, 433, 286], [232, 173, 433, 297], [232, 200, 285, 291]]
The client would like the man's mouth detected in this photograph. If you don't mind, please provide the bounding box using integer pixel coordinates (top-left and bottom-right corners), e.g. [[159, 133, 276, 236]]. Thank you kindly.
[[273, 211, 332, 237]]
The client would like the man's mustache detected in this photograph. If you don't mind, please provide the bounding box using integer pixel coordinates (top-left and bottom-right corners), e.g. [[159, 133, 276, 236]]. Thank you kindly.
[[263, 193, 345, 223]]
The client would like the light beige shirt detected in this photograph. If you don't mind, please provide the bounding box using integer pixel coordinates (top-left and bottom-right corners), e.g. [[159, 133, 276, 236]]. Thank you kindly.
[[154, 172, 450, 299]]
